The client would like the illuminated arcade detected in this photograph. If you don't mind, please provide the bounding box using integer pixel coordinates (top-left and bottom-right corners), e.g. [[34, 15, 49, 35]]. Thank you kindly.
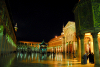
[[0, 0, 17, 56], [17, 41, 48, 53]]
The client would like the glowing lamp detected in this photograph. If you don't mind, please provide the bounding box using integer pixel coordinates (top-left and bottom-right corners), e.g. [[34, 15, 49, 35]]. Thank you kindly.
[[55, 36, 57, 38]]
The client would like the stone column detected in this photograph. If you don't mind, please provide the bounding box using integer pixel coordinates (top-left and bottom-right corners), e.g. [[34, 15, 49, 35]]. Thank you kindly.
[[5, 33, 8, 54], [92, 32, 99, 65], [73, 41, 75, 54], [56, 47, 57, 53], [62, 37, 65, 53], [72, 41, 73, 54], [68, 42, 69, 54], [76, 36, 81, 62], [69, 42, 71, 53], [0, 31, 3, 56], [58, 46, 59, 53], [80, 34, 85, 64], [5, 38, 8, 54], [56, 46, 58, 53], [53, 47, 54, 53], [52, 47, 53, 53], [6, 40, 8, 54], [2, 35, 6, 55], [60, 46, 61, 52], [65, 42, 67, 53], [54, 46, 55, 53], [9, 43, 11, 53]]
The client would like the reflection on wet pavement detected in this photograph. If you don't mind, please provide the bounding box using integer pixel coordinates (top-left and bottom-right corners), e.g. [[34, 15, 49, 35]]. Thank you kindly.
[[0, 52, 96, 67]]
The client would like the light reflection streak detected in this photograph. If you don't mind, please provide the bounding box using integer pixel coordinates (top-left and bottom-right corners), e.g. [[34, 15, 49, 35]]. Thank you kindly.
[[35, 53, 37, 60], [68, 61, 69, 66], [24, 53, 27, 60], [17, 53, 19, 59], [16, 52, 77, 66], [4, 54, 16, 67], [1, 52, 95, 67], [28, 55, 30, 60], [32, 53, 33, 60], [20, 53, 23, 60]]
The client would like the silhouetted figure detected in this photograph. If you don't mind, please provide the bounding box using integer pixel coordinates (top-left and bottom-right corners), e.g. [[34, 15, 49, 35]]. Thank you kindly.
[[83, 53, 87, 64], [91, 53, 94, 63], [89, 52, 92, 63]]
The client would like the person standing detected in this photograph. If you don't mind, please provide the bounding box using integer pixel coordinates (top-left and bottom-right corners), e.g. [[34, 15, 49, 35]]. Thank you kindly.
[[83, 53, 87, 64], [91, 53, 94, 63], [86, 51, 89, 59], [89, 52, 92, 63]]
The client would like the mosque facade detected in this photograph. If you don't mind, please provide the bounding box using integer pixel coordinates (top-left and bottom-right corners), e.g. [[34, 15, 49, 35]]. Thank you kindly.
[[47, 21, 77, 54]]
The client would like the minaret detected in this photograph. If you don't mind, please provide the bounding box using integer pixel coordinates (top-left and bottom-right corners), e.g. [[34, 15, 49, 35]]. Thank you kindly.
[[63, 23, 64, 32], [14, 23, 18, 32], [61, 23, 64, 35]]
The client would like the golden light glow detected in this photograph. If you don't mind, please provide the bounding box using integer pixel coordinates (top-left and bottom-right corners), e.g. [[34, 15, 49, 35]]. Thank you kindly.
[[98, 32, 100, 34], [55, 36, 57, 38], [85, 33, 91, 35]]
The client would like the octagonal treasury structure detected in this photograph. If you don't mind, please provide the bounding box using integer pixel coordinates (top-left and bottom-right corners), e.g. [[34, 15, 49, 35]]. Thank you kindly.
[[74, 0, 100, 65], [39, 41, 48, 54]]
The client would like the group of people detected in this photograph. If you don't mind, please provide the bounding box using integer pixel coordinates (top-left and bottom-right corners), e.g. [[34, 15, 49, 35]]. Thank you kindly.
[[87, 52, 94, 63], [83, 51, 94, 64]]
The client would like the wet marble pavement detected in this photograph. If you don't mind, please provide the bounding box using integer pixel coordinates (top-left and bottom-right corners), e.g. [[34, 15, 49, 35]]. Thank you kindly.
[[0, 52, 96, 67]]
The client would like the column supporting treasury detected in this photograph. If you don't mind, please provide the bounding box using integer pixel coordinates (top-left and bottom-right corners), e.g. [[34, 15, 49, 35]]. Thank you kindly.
[[92, 32, 99, 65], [80, 34, 85, 64], [76, 36, 81, 62]]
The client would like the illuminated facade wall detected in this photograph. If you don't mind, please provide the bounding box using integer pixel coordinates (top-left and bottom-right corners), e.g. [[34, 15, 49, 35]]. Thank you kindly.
[[48, 21, 76, 53], [48, 35, 64, 53], [63, 21, 77, 53], [0, 0, 17, 55], [17, 41, 48, 52]]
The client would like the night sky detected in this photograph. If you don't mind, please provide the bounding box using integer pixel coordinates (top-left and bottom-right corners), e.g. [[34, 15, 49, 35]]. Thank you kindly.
[[7, 0, 79, 42]]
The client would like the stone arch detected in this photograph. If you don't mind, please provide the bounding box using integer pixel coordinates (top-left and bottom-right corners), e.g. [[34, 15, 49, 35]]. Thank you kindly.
[[84, 37, 91, 53]]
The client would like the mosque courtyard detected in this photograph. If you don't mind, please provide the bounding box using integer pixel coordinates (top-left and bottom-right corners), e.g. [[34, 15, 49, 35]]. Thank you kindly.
[[0, 52, 96, 67]]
